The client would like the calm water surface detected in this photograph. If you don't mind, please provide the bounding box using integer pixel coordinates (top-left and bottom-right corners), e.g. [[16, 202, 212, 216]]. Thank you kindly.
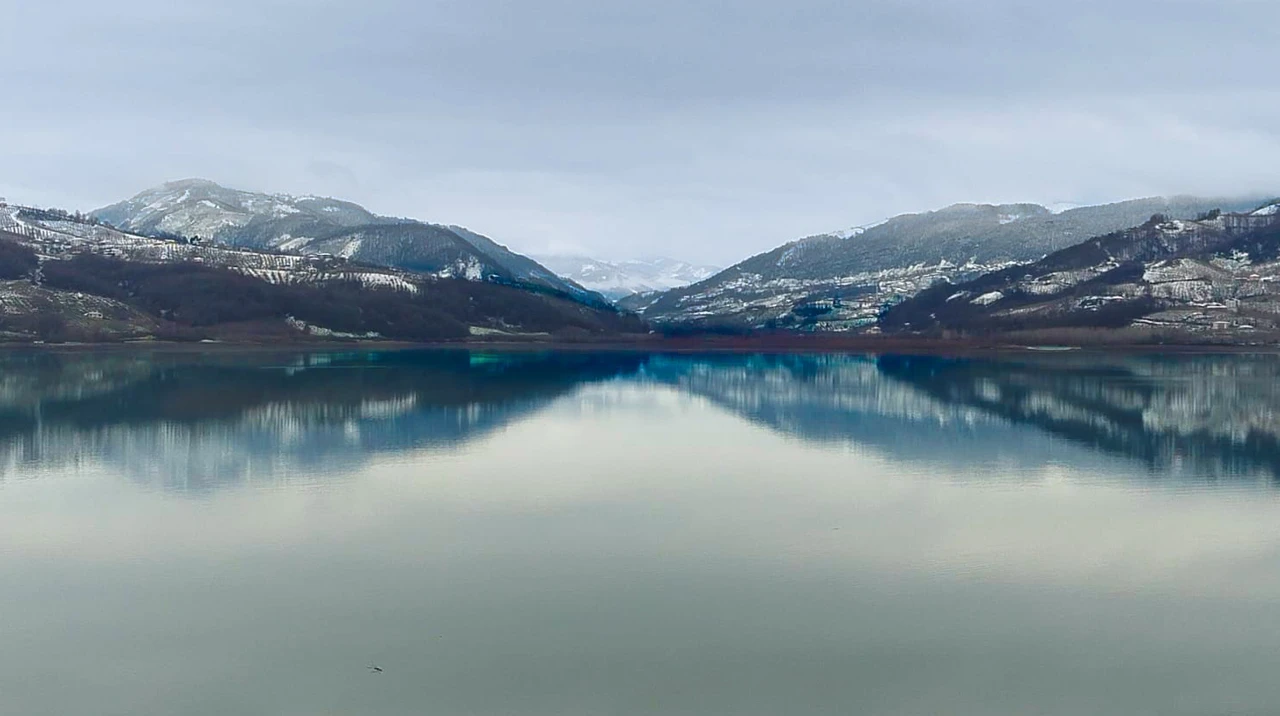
[[2, 349, 1280, 715]]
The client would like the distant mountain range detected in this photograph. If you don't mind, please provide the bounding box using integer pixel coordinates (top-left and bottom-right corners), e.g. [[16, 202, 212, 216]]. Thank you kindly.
[[634, 196, 1270, 330], [7, 177, 1280, 345], [531, 255, 720, 300], [94, 179, 604, 305]]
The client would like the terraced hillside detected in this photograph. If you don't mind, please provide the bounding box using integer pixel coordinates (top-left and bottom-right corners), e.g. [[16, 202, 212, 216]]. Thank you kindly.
[[881, 203, 1280, 338], [637, 196, 1267, 331]]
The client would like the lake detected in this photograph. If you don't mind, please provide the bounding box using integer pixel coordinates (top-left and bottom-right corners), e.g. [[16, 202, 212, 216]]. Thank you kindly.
[[2, 349, 1280, 715]]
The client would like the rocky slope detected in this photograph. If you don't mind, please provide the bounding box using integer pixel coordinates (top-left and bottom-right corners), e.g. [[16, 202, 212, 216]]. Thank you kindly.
[[637, 196, 1266, 330], [533, 255, 720, 300], [94, 179, 604, 305], [880, 203, 1280, 338]]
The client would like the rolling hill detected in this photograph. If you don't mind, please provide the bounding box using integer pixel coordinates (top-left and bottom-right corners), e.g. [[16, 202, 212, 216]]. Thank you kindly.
[[0, 202, 643, 343], [94, 179, 606, 306], [636, 196, 1268, 330], [880, 202, 1280, 339]]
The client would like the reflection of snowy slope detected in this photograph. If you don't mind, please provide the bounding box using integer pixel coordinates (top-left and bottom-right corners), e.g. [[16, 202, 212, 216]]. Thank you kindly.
[[643, 354, 1112, 473], [647, 353, 1280, 481], [876, 354, 1280, 479]]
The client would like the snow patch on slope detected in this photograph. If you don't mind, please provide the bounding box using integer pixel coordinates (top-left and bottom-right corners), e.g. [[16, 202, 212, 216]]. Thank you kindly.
[[337, 238, 362, 259]]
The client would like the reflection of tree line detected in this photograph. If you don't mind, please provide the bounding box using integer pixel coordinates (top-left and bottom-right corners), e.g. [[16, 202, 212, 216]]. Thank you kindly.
[[874, 354, 1280, 478], [0, 350, 646, 489], [651, 353, 1280, 480]]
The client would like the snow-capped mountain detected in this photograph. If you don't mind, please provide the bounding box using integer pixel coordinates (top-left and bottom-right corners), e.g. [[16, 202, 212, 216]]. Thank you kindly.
[[94, 179, 604, 305], [532, 255, 721, 300], [636, 196, 1269, 330], [882, 201, 1280, 336], [0, 201, 642, 342]]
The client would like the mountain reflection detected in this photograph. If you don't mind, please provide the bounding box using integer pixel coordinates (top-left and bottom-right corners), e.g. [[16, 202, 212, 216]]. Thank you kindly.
[[645, 354, 1093, 472], [650, 352, 1280, 481], [0, 350, 645, 491], [3, 349, 1280, 490], [876, 353, 1280, 479]]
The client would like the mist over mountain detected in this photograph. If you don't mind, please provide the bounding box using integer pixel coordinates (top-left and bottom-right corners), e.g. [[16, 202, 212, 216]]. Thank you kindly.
[[533, 255, 720, 300]]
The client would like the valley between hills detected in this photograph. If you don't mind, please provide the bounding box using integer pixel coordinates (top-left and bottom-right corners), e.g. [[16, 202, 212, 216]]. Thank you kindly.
[[1, 179, 1278, 348]]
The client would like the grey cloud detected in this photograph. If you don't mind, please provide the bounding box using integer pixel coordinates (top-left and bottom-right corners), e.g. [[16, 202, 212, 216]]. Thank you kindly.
[[305, 160, 360, 193], [2, 0, 1279, 264]]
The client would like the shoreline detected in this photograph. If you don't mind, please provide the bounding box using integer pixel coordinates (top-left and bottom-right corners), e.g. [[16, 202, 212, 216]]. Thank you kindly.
[[2, 334, 1277, 356]]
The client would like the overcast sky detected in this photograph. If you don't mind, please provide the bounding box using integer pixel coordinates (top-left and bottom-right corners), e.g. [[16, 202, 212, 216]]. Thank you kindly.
[[2, 0, 1279, 264]]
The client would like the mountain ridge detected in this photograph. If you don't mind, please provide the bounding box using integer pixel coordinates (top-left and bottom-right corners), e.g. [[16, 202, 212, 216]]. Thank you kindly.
[[93, 179, 606, 307], [0, 200, 643, 343], [880, 201, 1280, 337], [634, 195, 1270, 330]]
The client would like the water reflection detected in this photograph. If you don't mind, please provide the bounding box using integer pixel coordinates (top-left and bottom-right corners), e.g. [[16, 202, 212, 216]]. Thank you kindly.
[[0, 350, 645, 490], [2, 349, 1280, 488], [876, 353, 1280, 479], [644, 353, 1070, 472], [650, 352, 1280, 481], [7, 349, 1280, 716]]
